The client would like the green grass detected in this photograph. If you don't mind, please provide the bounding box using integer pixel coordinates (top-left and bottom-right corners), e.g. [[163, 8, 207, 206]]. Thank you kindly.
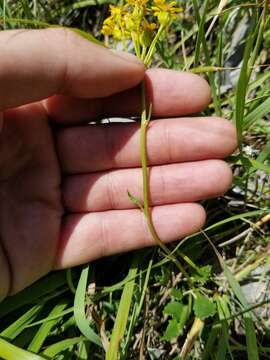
[[0, 0, 270, 359]]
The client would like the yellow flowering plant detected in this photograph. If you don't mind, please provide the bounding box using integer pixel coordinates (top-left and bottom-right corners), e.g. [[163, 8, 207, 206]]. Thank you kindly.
[[102, 0, 184, 267], [102, 0, 182, 66]]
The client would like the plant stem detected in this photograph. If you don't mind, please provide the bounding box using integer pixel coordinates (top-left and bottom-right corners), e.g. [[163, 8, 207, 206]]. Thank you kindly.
[[143, 25, 164, 67], [140, 81, 189, 277]]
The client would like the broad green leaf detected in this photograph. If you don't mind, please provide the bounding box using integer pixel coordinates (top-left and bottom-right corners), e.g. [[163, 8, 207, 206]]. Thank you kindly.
[[193, 294, 216, 321], [164, 301, 184, 322], [192, 265, 212, 284], [170, 288, 183, 300], [163, 299, 190, 340], [162, 319, 181, 341]]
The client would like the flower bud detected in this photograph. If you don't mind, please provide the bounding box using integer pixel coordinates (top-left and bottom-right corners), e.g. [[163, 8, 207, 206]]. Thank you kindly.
[[157, 11, 170, 26]]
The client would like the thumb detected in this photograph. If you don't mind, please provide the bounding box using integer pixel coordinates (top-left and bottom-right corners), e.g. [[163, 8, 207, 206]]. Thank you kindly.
[[0, 28, 145, 111]]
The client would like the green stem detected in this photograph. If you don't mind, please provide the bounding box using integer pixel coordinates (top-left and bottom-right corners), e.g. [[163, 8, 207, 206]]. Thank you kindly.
[[131, 32, 141, 58], [140, 81, 189, 278], [141, 45, 147, 63], [143, 25, 164, 67]]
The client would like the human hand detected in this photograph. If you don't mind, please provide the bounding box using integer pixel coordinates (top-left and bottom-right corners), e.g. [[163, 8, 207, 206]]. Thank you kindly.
[[0, 28, 237, 301]]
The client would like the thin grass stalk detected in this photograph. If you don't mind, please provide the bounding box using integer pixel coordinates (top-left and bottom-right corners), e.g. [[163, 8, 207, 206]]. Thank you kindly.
[[234, 12, 257, 149], [192, 0, 221, 116], [247, 2, 268, 79]]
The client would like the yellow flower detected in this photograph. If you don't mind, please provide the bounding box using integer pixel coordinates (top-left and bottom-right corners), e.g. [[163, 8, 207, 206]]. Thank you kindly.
[[124, 13, 136, 32], [112, 26, 124, 40], [109, 4, 123, 17], [126, 0, 148, 6], [101, 17, 114, 36], [101, 0, 182, 59], [152, 0, 181, 14], [152, 0, 182, 25], [101, 4, 131, 41]]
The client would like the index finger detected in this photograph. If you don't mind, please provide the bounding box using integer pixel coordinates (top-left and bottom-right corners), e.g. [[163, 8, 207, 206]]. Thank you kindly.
[[45, 69, 212, 125], [0, 28, 145, 111]]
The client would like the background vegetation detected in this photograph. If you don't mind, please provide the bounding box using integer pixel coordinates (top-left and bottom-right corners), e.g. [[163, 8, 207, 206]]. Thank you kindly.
[[0, 0, 269, 359]]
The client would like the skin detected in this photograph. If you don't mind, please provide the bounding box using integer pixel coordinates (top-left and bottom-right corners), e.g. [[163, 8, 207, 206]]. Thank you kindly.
[[0, 28, 237, 301]]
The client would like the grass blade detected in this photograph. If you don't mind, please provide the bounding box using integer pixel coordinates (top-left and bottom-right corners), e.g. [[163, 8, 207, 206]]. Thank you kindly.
[[249, 158, 270, 174], [234, 14, 256, 148], [205, 234, 259, 360], [257, 139, 270, 163], [27, 299, 69, 353], [0, 272, 67, 319], [74, 265, 102, 347], [26, 307, 74, 328], [42, 337, 83, 357], [192, 0, 221, 116], [0, 338, 45, 360], [244, 96, 270, 129], [106, 254, 138, 360], [0, 304, 43, 341]]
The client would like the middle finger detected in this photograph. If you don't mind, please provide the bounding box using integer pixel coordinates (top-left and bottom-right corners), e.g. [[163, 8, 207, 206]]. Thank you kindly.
[[63, 160, 232, 212], [56, 117, 237, 174]]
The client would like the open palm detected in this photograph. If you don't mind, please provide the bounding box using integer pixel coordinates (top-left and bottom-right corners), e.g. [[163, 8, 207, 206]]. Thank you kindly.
[[0, 29, 236, 300]]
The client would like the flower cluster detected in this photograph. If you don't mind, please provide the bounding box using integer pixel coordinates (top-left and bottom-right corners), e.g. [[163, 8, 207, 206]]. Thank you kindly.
[[101, 0, 182, 64], [152, 0, 181, 26]]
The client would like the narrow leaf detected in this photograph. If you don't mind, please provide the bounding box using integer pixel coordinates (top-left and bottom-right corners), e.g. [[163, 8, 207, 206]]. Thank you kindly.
[[0, 338, 45, 360], [106, 255, 138, 360], [0, 304, 43, 341], [74, 265, 102, 347]]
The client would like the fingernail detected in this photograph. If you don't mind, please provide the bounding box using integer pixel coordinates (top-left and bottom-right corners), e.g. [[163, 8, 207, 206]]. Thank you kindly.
[[111, 49, 143, 65]]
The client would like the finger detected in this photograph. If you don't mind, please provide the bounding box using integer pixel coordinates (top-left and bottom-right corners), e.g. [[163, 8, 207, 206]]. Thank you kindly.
[[0, 112, 3, 131], [45, 69, 211, 124], [63, 160, 232, 212], [57, 117, 237, 173], [55, 203, 206, 268], [0, 28, 144, 110], [0, 243, 10, 300]]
